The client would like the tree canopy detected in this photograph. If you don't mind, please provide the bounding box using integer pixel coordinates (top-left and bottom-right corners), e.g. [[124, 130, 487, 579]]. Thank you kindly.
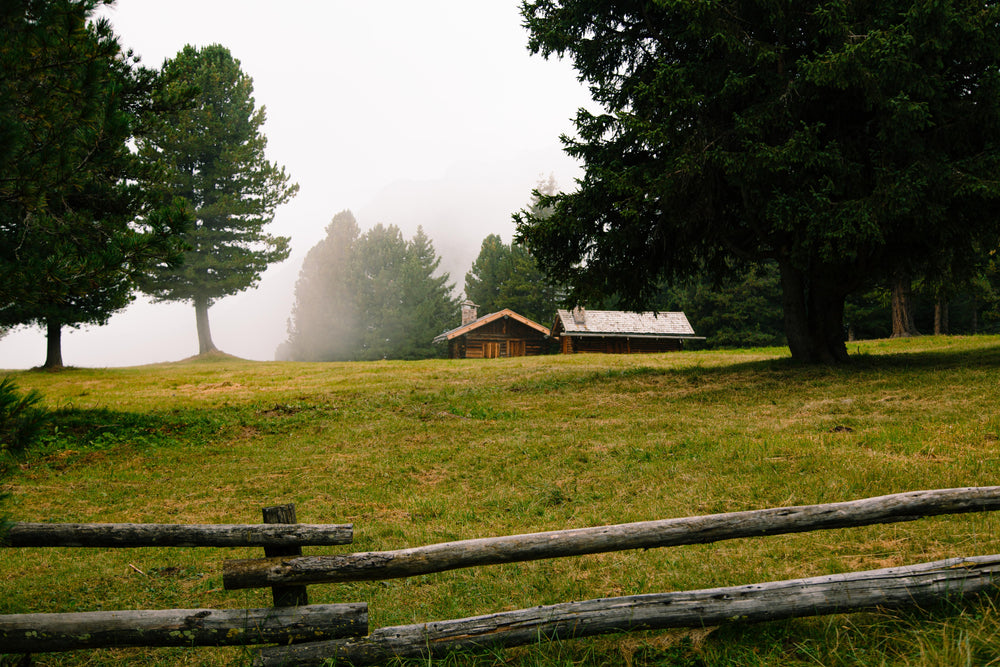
[[516, 0, 1000, 363], [464, 234, 561, 326], [138, 44, 297, 355], [282, 212, 457, 362], [0, 0, 188, 368], [655, 263, 786, 350]]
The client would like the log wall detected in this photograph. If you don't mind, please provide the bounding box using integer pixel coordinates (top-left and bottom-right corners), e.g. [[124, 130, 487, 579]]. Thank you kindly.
[[562, 335, 683, 354], [450, 318, 549, 359]]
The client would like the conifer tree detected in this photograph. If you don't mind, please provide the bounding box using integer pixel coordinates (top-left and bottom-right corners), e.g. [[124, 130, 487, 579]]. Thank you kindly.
[[0, 0, 188, 368], [139, 44, 297, 354], [465, 234, 560, 326], [517, 0, 1000, 363], [400, 226, 459, 359], [283, 215, 456, 361], [282, 210, 361, 361]]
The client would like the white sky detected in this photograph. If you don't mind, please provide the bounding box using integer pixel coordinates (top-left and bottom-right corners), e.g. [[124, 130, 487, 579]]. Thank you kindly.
[[0, 0, 591, 369]]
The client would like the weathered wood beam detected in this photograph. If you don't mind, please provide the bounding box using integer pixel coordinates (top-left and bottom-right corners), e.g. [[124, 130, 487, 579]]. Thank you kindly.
[[255, 554, 1000, 666], [224, 486, 1000, 589], [0, 603, 367, 653], [263, 504, 309, 607], [2, 522, 353, 548]]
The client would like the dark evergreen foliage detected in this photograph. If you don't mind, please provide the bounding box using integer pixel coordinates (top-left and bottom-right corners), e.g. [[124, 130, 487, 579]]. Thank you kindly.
[[138, 44, 297, 354], [656, 263, 786, 349], [0, 0, 189, 368], [464, 234, 562, 326], [516, 0, 1000, 363], [0, 377, 49, 454], [283, 212, 457, 361]]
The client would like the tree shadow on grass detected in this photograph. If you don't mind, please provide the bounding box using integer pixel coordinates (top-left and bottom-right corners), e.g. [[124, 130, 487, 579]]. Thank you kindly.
[[512, 339, 1000, 394]]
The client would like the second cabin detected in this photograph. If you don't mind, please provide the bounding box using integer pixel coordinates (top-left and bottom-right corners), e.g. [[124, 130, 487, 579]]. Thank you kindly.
[[551, 307, 703, 354], [433, 301, 550, 359]]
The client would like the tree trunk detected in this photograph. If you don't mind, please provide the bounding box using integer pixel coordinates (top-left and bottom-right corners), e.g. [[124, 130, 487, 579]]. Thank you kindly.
[[43, 319, 63, 369], [934, 296, 949, 335], [890, 271, 919, 337], [194, 296, 217, 354], [778, 261, 848, 363]]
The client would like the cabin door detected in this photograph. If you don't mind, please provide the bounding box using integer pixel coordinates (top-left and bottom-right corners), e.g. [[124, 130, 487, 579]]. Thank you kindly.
[[509, 340, 525, 357], [483, 342, 501, 358]]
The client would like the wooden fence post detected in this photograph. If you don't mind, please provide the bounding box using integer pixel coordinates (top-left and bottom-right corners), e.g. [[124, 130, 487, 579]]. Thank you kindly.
[[263, 504, 309, 607]]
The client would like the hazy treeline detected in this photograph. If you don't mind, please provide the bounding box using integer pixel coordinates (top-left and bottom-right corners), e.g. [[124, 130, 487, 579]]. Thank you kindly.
[[282, 213, 1000, 363], [279, 211, 457, 362]]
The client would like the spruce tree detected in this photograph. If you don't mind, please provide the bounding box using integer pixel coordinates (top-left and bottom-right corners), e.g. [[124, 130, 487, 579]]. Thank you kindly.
[[517, 0, 1000, 363], [282, 211, 361, 361], [465, 234, 559, 326], [0, 0, 188, 368], [401, 227, 459, 359], [139, 44, 297, 354], [283, 217, 456, 361]]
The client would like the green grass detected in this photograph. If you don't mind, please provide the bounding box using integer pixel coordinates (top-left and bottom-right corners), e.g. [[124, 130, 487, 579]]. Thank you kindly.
[[2, 335, 1000, 665]]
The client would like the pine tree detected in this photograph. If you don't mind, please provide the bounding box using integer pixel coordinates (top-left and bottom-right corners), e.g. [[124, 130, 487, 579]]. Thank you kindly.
[[283, 216, 456, 361], [139, 44, 297, 354], [400, 227, 459, 359], [352, 224, 410, 361], [517, 0, 1000, 363], [282, 211, 361, 361], [465, 234, 559, 326], [0, 0, 188, 368]]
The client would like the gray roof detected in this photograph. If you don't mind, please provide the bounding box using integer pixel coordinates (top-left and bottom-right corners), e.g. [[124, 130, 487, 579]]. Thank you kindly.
[[554, 309, 698, 338]]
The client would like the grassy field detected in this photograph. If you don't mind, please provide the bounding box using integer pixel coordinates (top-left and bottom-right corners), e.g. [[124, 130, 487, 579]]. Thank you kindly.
[[1, 336, 999, 666]]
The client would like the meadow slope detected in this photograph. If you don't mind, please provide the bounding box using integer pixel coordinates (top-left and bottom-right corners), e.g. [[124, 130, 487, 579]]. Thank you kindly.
[[2, 336, 999, 665]]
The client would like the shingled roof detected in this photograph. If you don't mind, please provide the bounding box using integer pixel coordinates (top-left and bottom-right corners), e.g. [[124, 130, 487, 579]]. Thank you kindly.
[[553, 309, 700, 338]]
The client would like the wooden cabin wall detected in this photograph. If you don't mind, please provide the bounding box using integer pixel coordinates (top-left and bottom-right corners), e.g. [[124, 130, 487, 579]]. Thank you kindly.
[[563, 337, 682, 354], [451, 317, 549, 359]]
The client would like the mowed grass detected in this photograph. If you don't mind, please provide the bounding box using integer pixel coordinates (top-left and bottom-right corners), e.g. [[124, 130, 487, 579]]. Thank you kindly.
[[1, 336, 999, 666]]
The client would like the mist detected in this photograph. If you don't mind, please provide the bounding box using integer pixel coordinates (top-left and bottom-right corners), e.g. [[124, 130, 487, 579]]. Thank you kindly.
[[0, 151, 580, 369], [0, 1, 591, 370]]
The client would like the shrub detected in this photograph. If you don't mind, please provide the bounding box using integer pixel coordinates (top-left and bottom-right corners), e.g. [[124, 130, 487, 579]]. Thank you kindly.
[[0, 377, 49, 454]]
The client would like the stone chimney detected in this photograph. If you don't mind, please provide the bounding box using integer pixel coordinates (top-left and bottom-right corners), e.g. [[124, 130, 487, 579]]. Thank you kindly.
[[572, 306, 586, 325], [461, 299, 479, 326]]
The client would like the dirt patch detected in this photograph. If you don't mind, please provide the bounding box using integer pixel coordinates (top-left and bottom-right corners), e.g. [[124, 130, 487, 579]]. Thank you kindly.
[[174, 381, 246, 395], [409, 467, 448, 486]]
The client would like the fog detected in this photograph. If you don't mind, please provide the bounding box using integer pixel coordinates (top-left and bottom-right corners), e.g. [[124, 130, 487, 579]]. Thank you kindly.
[[0, 1, 590, 369]]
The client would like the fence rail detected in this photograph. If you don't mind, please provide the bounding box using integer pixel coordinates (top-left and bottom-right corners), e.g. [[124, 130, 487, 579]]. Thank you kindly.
[[223, 486, 1000, 589], [255, 554, 1000, 667], [2, 521, 352, 548], [0, 603, 367, 653], [3, 488, 999, 665]]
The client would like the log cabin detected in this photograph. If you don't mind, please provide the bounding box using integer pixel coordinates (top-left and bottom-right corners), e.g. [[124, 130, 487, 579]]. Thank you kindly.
[[552, 308, 703, 354], [433, 301, 551, 359]]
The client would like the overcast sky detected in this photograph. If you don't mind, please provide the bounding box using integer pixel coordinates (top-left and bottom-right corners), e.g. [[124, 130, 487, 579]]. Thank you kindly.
[[0, 0, 591, 369]]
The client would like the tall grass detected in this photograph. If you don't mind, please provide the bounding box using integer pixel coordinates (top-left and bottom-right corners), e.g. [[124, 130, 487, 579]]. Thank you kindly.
[[1, 335, 999, 665]]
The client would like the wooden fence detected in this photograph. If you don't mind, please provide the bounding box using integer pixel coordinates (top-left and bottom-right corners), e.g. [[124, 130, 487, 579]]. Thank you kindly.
[[2, 487, 999, 665], [0, 504, 368, 656]]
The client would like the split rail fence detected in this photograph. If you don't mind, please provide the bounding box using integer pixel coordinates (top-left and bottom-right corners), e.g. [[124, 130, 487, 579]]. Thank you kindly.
[[2, 487, 1000, 666]]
